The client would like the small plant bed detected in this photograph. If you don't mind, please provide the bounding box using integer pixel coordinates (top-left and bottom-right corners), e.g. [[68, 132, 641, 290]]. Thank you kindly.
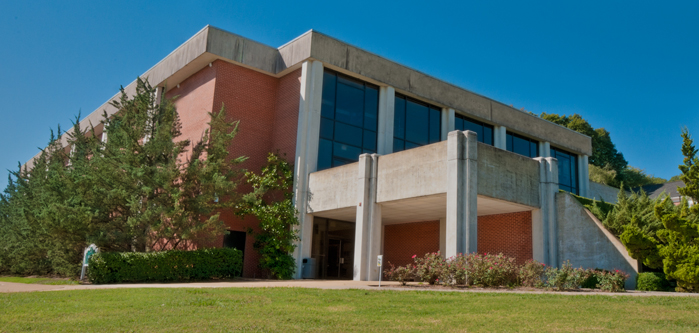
[[383, 252, 630, 293], [0, 276, 79, 285]]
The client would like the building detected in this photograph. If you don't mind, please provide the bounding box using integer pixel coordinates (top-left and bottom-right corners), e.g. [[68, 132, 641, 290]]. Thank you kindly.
[[641, 181, 692, 206], [24, 26, 637, 286]]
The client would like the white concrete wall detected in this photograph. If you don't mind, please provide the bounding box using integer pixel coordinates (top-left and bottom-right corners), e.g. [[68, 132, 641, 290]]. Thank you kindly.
[[477, 143, 540, 208], [375, 142, 448, 203], [556, 192, 639, 289], [307, 162, 358, 212]]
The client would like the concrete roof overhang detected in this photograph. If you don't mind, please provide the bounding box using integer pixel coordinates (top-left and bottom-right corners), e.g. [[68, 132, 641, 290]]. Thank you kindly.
[[311, 194, 535, 225], [25, 25, 592, 169]]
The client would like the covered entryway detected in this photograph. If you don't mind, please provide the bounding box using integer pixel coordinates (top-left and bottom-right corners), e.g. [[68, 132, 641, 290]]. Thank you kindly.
[[310, 217, 355, 279]]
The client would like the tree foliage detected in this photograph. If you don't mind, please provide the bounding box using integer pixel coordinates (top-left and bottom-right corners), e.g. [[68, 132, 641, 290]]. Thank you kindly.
[[540, 112, 665, 188], [237, 153, 299, 280], [0, 78, 244, 276]]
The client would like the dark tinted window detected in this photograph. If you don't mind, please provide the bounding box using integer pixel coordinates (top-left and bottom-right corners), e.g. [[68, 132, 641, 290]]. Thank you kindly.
[[393, 94, 442, 152], [455, 114, 493, 145], [506, 132, 539, 158], [318, 70, 379, 170], [552, 148, 578, 194]]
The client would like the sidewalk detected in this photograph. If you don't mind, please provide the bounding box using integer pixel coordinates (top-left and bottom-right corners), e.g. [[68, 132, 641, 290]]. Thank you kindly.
[[1, 279, 697, 297]]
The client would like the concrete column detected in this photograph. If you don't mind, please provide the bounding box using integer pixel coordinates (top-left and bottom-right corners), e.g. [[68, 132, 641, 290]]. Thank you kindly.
[[494, 126, 507, 150], [353, 154, 381, 281], [292, 60, 324, 278], [578, 155, 590, 197], [441, 108, 455, 141], [445, 130, 478, 258], [439, 218, 447, 257], [539, 141, 551, 158], [377, 86, 395, 155], [532, 157, 559, 266]]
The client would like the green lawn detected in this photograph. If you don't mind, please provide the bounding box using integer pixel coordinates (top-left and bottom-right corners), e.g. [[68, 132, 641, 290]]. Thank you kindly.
[[1, 288, 698, 332], [0, 276, 78, 285]]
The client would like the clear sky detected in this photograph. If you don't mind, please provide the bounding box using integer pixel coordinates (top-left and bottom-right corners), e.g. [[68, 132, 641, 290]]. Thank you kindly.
[[1, 1, 697, 190]]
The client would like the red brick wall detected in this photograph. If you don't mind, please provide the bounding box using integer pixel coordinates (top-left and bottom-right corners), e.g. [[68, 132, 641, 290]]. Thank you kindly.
[[161, 60, 302, 278], [477, 211, 533, 264], [383, 221, 440, 268]]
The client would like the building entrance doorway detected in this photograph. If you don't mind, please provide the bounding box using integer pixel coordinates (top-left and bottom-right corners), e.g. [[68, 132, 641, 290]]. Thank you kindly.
[[311, 218, 355, 279]]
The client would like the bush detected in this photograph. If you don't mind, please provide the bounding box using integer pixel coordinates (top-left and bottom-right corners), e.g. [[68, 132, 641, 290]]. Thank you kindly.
[[637, 272, 673, 291], [467, 253, 519, 287], [519, 260, 546, 287], [413, 252, 447, 285], [384, 262, 415, 285], [544, 261, 585, 290], [88, 247, 242, 284], [580, 269, 600, 289], [596, 269, 629, 292]]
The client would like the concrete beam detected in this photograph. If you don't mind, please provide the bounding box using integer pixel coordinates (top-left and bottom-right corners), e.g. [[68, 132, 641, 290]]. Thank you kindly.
[[539, 141, 551, 158], [353, 154, 381, 281], [445, 130, 478, 257], [377, 86, 395, 155], [532, 157, 559, 266], [293, 60, 324, 279], [494, 126, 507, 150]]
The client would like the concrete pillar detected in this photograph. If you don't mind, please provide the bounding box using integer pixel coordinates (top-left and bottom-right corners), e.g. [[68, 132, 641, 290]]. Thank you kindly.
[[377, 86, 395, 155], [532, 157, 559, 266], [441, 108, 455, 141], [494, 126, 507, 150], [292, 60, 324, 278], [445, 130, 478, 258], [539, 141, 551, 158], [353, 154, 382, 281], [578, 155, 590, 197], [439, 218, 447, 257]]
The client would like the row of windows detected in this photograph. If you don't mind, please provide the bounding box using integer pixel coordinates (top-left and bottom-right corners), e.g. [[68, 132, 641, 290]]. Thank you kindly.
[[316, 69, 579, 194], [318, 71, 379, 170]]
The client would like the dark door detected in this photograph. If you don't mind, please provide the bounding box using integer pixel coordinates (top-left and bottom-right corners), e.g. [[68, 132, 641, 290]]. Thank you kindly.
[[327, 239, 341, 278], [223, 230, 246, 275]]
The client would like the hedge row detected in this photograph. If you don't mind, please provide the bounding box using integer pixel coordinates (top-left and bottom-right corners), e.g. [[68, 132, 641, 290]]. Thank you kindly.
[[87, 248, 243, 284]]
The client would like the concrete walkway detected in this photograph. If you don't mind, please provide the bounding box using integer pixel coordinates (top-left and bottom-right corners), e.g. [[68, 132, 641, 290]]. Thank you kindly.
[[1, 279, 697, 297]]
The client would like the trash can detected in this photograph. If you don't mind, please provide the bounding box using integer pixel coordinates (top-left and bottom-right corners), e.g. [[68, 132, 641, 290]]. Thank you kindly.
[[302, 258, 317, 279]]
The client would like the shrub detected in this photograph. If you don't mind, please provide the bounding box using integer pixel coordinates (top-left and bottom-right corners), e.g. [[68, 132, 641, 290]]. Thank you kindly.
[[637, 272, 673, 291], [580, 269, 600, 289], [596, 269, 629, 292], [384, 262, 415, 285], [467, 253, 519, 287], [88, 247, 242, 284], [519, 260, 546, 287], [544, 261, 585, 290], [413, 252, 447, 285]]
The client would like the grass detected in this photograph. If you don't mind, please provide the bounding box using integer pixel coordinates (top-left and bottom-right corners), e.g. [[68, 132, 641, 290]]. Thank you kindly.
[[1, 288, 699, 332], [0, 276, 78, 285]]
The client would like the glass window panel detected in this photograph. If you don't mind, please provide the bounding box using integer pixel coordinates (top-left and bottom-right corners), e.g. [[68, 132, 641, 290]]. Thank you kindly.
[[405, 141, 421, 150], [462, 119, 483, 142], [531, 141, 539, 157], [363, 87, 378, 131], [393, 138, 405, 152], [318, 139, 333, 171], [483, 125, 493, 145], [455, 117, 464, 132], [333, 158, 352, 168], [321, 72, 336, 119], [334, 122, 363, 147], [405, 100, 429, 145], [363, 130, 377, 151], [337, 75, 364, 90], [320, 117, 334, 140], [333, 142, 362, 162], [506, 133, 513, 151], [335, 83, 364, 127], [429, 108, 441, 144], [394, 97, 406, 139], [513, 135, 531, 157]]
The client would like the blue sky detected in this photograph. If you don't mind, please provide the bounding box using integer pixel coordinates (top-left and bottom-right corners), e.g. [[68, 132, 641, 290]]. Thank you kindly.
[[1, 1, 697, 190]]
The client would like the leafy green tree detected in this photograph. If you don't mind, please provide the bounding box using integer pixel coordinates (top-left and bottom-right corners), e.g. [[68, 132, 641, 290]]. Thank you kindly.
[[540, 112, 665, 188], [237, 153, 299, 279]]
